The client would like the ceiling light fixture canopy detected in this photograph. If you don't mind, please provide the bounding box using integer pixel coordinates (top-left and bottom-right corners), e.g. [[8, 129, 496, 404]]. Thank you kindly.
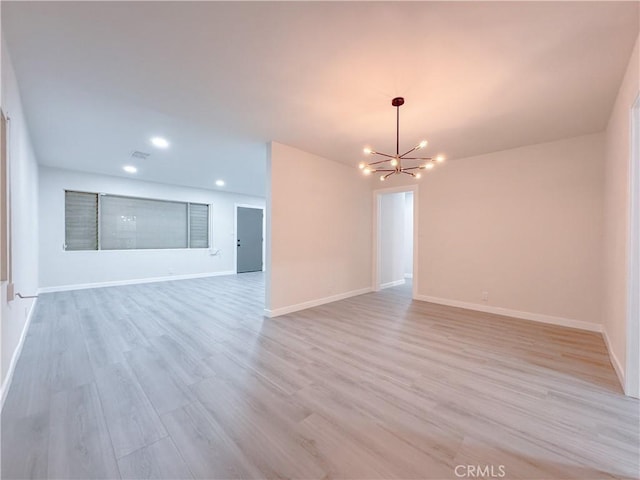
[[359, 97, 444, 181]]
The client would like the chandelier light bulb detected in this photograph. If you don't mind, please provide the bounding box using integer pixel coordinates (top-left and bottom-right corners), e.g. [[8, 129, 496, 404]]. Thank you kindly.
[[363, 147, 373, 155], [358, 162, 366, 169], [415, 172, 422, 179], [436, 155, 445, 163], [418, 140, 428, 149], [425, 162, 435, 170], [380, 175, 386, 182], [363, 167, 372, 175], [390, 158, 398, 167]]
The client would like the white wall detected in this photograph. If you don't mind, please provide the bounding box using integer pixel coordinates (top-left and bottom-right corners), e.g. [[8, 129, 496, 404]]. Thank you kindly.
[[370, 133, 605, 330], [266, 142, 371, 316], [38, 166, 264, 289], [404, 192, 414, 277], [602, 34, 639, 390], [379, 192, 406, 287], [1, 42, 40, 392]]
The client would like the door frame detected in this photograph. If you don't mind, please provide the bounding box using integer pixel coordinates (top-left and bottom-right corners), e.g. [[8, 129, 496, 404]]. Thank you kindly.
[[234, 203, 266, 274], [626, 94, 640, 398], [372, 185, 419, 299]]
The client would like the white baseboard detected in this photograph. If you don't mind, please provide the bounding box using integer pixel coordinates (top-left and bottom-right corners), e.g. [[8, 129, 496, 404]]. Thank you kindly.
[[414, 294, 602, 333], [264, 287, 372, 318], [404, 273, 413, 279], [1, 298, 37, 411], [602, 327, 625, 388], [38, 270, 237, 293], [380, 279, 406, 289]]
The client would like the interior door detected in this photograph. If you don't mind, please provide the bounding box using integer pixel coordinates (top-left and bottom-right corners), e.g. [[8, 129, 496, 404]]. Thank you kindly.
[[236, 207, 263, 273]]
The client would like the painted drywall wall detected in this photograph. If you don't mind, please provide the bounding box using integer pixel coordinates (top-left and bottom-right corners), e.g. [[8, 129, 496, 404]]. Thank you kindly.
[[369, 133, 605, 328], [602, 34, 640, 385], [266, 142, 371, 315], [405, 192, 414, 277], [38, 167, 264, 289], [379, 192, 406, 287], [1, 41, 39, 390]]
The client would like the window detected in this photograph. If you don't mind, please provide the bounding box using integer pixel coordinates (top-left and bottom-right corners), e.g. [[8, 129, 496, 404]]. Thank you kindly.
[[189, 203, 209, 248], [100, 195, 188, 250], [64, 191, 209, 250], [65, 191, 98, 250]]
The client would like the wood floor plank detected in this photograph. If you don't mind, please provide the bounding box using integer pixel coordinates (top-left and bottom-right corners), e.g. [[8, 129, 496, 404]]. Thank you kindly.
[[160, 402, 264, 480], [191, 376, 327, 479], [146, 335, 214, 386], [94, 361, 168, 459], [125, 346, 194, 415], [1, 412, 49, 479], [47, 383, 120, 479], [294, 368, 462, 467], [203, 350, 313, 425], [2, 358, 52, 421], [117, 437, 193, 480], [295, 413, 399, 479], [45, 313, 95, 393], [293, 389, 453, 479], [79, 308, 129, 370]]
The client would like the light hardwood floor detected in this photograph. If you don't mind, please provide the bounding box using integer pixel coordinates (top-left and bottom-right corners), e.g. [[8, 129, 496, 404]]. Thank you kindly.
[[2, 273, 638, 479]]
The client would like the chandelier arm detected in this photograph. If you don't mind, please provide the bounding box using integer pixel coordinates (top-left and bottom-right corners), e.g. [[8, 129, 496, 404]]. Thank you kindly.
[[401, 157, 432, 160], [399, 146, 420, 158], [400, 171, 416, 177], [367, 159, 393, 166], [376, 169, 395, 173], [384, 172, 395, 180], [370, 152, 396, 159], [402, 166, 423, 170]]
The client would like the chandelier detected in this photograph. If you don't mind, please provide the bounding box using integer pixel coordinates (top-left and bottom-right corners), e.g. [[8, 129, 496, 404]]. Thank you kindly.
[[359, 97, 444, 181]]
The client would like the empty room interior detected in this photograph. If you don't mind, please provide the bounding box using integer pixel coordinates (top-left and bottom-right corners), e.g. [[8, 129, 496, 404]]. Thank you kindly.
[[1, 2, 640, 479]]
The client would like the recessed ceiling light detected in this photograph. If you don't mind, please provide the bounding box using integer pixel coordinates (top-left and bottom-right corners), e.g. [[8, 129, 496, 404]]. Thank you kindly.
[[150, 137, 169, 149], [215, 179, 225, 187], [123, 165, 137, 173]]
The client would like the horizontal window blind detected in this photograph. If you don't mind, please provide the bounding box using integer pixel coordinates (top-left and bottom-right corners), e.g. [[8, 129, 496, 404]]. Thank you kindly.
[[189, 203, 209, 248], [100, 195, 188, 250], [65, 191, 98, 250]]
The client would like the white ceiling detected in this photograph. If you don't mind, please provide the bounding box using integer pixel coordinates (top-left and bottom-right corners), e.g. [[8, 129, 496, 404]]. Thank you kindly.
[[3, 1, 638, 197]]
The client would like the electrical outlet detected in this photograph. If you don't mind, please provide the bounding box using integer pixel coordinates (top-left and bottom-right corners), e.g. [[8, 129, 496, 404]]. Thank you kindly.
[[482, 291, 489, 302]]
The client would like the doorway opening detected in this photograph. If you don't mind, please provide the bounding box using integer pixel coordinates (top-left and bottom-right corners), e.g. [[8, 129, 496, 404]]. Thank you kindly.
[[235, 204, 265, 274], [373, 186, 418, 297], [627, 94, 640, 398]]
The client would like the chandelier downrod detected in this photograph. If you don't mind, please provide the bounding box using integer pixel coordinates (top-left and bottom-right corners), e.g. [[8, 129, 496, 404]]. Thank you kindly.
[[396, 99, 400, 156]]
